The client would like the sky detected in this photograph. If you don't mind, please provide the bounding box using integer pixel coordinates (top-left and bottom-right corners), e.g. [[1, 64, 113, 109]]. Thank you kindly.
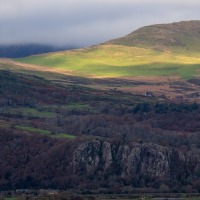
[[0, 0, 200, 47]]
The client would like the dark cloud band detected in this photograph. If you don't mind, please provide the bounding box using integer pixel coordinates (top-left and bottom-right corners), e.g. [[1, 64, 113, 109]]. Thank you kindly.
[[0, 0, 199, 46]]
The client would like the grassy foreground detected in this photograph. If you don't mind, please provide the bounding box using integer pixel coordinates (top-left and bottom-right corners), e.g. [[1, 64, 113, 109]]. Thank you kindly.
[[17, 44, 200, 79]]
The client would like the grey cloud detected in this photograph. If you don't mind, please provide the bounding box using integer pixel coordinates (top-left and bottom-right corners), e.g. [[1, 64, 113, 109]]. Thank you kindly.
[[0, 0, 200, 46]]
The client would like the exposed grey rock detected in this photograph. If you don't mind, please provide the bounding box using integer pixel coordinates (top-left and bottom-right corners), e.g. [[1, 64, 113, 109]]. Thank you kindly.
[[72, 140, 101, 175], [102, 142, 112, 170], [70, 140, 200, 181]]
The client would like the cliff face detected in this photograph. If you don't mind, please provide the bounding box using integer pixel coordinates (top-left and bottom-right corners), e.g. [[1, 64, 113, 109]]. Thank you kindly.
[[1, 131, 200, 191], [71, 141, 200, 179]]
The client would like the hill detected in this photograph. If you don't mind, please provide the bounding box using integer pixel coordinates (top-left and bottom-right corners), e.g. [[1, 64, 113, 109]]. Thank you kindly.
[[16, 21, 200, 79], [108, 20, 200, 52]]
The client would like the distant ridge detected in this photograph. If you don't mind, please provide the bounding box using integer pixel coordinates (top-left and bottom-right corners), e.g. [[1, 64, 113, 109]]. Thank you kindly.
[[0, 44, 77, 58], [108, 20, 200, 51]]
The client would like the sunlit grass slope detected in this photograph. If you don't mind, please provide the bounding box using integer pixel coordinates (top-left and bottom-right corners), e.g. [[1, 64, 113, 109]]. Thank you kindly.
[[17, 44, 200, 79]]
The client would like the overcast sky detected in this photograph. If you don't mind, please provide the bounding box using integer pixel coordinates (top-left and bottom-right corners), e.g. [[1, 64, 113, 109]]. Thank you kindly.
[[0, 0, 200, 47]]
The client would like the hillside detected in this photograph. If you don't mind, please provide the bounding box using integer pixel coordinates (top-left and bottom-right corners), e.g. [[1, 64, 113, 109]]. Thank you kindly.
[[1, 131, 200, 193], [1, 67, 200, 192], [16, 21, 200, 79], [109, 20, 200, 52]]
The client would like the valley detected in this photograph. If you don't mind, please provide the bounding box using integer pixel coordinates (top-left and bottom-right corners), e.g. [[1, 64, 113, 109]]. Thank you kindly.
[[0, 21, 200, 194]]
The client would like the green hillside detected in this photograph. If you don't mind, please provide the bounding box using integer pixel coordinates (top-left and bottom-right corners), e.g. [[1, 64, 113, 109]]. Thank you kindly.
[[16, 21, 200, 79], [109, 20, 200, 51]]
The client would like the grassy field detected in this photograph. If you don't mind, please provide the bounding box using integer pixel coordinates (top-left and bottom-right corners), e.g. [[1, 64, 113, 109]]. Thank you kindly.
[[15, 125, 76, 139], [0, 107, 54, 118], [16, 44, 200, 79]]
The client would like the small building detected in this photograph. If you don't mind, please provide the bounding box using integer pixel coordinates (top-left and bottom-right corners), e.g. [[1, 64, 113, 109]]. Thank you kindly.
[[145, 91, 154, 97]]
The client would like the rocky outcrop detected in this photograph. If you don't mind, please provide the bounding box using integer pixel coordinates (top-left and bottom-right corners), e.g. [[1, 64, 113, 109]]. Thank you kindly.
[[72, 141, 101, 175], [1, 131, 200, 191], [71, 141, 181, 179]]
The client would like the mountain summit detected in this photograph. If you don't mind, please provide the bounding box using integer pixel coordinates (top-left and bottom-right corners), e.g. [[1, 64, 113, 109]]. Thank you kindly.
[[108, 20, 200, 51]]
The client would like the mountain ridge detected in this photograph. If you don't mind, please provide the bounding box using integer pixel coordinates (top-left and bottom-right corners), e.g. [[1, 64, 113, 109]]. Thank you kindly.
[[0, 44, 78, 58], [108, 20, 200, 51]]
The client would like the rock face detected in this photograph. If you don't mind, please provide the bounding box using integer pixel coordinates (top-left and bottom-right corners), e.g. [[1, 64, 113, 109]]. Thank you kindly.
[[1, 131, 200, 191], [72, 141, 101, 175], [71, 141, 186, 179]]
